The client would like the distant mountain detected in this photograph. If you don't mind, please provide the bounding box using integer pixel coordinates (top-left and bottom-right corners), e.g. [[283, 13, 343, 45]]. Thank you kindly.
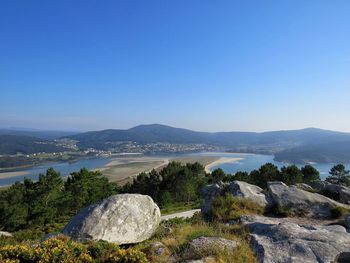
[[274, 141, 350, 164], [64, 124, 350, 163], [0, 129, 78, 140], [0, 135, 68, 155]]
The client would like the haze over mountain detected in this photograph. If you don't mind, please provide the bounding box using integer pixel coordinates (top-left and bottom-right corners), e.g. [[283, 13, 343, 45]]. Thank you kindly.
[[0, 129, 78, 140], [2, 124, 350, 164], [64, 124, 350, 164]]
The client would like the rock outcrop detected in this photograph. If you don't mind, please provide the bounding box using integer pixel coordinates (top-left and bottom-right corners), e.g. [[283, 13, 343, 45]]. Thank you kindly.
[[229, 181, 271, 207], [185, 236, 238, 259], [201, 181, 272, 217], [63, 194, 160, 244], [345, 214, 350, 229], [200, 182, 227, 217], [268, 181, 349, 218], [294, 183, 315, 192], [240, 215, 350, 263], [0, 231, 12, 237], [323, 183, 350, 204]]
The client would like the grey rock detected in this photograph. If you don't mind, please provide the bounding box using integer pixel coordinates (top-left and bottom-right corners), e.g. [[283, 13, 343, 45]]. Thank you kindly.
[[0, 231, 12, 237], [201, 180, 272, 217], [241, 215, 350, 263], [309, 180, 330, 191], [186, 236, 238, 258], [229, 180, 271, 207], [333, 252, 350, 263], [323, 184, 350, 204], [268, 181, 350, 218], [63, 194, 160, 244], [200, 182, 226, 217], [344, 214, 350, 229], [184, 257, 216, 263], [294, 183, 315, 192], [149, 241, 169, 256]]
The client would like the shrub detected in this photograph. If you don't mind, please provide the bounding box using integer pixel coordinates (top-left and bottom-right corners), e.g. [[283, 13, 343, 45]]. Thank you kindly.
[[209, 193, 264, 222], [106, 248, 149, 263], [270, 204, 293, 217], [0, 235, 149, 263], [0, 235, 92, 262], [87, 240, 119, 259], [331, 206, 349, 219]]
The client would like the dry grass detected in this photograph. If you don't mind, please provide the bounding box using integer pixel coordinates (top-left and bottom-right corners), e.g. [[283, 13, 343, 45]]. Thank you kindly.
[[143, 219, 258, 263], [210, 193, 264, 222]]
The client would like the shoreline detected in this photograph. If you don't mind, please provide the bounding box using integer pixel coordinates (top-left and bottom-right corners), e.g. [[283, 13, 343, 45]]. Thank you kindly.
[[205, 157, 243, 173], [0, 170, 29, 179]]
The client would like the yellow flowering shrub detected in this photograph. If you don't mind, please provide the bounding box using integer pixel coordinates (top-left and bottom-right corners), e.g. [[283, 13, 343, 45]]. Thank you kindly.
[[0, 235, 149, 263], [106, 248, 149, 263]]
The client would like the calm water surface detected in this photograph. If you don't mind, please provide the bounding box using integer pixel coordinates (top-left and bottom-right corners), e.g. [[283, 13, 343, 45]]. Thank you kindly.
[[197, 152, 347, 180], [0, 152, 348, 186]]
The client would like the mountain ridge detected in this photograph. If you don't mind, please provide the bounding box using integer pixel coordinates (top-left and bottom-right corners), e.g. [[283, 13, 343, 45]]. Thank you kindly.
[[63, 124, 350, 163]]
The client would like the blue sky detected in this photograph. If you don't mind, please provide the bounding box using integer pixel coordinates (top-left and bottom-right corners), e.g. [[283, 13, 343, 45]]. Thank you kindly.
[[1, 1, 350, 132]]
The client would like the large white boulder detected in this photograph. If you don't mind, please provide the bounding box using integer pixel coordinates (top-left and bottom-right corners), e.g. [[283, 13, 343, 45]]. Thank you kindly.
[[63, 194, 160, 244]]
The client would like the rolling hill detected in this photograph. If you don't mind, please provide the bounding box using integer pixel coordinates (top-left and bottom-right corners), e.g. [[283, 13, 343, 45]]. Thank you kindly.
[[0, 129, 78, 140], [64, 124, 350, 163], [0, 135, 68, 155]]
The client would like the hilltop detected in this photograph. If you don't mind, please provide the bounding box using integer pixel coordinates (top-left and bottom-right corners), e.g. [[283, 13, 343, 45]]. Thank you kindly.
[[1, 124, 350, 164], [65, 124, 350, 163]]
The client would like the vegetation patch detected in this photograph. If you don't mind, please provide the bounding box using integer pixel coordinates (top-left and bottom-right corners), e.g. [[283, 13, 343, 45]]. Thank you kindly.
[[269, 204, 293, 217], [0, 235, 148, 263], [209, 193, 264, 222], [330, 206, 349, 219], [139, 215, 258, 263]]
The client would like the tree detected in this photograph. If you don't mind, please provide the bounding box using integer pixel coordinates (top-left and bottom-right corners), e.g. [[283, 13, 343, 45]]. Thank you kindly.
[[326, 164, 350, 186], [250, 163, 280, 189], [0, 182, 28, 231], [27, 168, 64, 225], [301, 165, 320, 183], [233, 171, 249, 182], [64, 168, 117, 214], [211, 168, 226, 183], [280, 165, 303, 185]]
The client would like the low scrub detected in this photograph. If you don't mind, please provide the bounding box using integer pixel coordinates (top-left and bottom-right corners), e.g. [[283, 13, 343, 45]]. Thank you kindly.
[[331, 206, 349, 219], [209, 193, 264, 222], [141, 215, 258, 263], [269, 204, 293, 217], [0, 235, 149, 263]]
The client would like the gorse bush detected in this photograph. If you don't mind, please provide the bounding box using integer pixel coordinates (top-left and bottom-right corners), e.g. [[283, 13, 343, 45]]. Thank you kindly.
[[0, 235, 149, 263], [209, 193, 264, 222], [0, 235, 92, 263]]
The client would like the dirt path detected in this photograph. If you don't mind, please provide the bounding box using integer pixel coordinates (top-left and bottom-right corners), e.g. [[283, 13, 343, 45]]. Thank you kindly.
[[161, 209, 201, 221]]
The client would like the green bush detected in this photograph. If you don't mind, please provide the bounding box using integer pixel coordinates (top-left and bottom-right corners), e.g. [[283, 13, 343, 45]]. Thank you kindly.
[[270, 204, 293, 217], [331, 206, 349, 219], [0, 235, 149, 263], [209, 193, 264, 222]]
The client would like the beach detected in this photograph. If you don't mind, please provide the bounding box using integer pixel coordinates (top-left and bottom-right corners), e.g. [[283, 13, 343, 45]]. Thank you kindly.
[[98, 155, 222, 185], [0, 170, 29, 179], [205, 157, 243, 172]]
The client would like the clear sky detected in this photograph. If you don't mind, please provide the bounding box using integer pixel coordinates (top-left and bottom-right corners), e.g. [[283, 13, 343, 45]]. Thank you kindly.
[[1, 1, 350, 132]]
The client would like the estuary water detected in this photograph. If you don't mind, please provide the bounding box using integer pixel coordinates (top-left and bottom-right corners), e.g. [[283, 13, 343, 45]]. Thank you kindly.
[[0, 158, 111, 186], [0, 152, 348, 186], [196, 152, 345, 180]]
